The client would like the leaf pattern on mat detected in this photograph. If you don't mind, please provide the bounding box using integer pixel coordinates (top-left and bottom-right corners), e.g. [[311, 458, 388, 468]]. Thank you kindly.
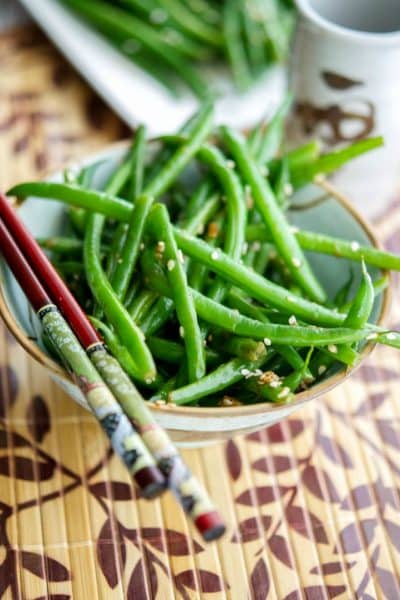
[[26, 395, 51, 443], [250, 558, 269, 600], [97, 518, 126, 588], [226, 439, 242, 480], [0, 455, 55, 481], [20, 551, 70, 581], [0, 365, 18, 418]]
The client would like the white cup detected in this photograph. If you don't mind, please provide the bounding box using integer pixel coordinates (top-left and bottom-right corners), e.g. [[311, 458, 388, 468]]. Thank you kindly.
[[289, 0, 400, 218]]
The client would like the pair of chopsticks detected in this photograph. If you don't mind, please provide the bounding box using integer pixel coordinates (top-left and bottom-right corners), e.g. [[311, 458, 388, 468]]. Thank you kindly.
[[0, 193, 225, 542]]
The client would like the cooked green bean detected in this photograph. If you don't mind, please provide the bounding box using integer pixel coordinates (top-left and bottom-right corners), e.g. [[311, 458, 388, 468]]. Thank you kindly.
[[254, 94, 292, 164], [148, 203, 205, 381], [127, 289, 158, 322], [172, 228, 343, 326], [246, 225, 400, 271], [220, 126, 327, 303], [159, 352, 273, 405], [344, 261, 374, 329], [110, 194, 154, 300], [223, 0, 252, 91], [291, 136, 384, 188]]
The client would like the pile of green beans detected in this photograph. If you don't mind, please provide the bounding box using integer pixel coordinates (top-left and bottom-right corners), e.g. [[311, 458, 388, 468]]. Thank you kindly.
[[9, 102, 400, 407], [60, 0, 294, 97]]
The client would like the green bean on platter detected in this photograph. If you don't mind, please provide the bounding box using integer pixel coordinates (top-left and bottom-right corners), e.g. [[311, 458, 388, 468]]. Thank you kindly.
[[8, 103, 400, 408]]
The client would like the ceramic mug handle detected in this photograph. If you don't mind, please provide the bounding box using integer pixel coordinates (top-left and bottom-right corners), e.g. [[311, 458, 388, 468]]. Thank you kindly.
[[289, 0, 400, 217]]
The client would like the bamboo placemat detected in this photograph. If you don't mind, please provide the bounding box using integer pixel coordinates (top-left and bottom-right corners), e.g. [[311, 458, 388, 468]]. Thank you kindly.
[[0, 25, 400, 600]]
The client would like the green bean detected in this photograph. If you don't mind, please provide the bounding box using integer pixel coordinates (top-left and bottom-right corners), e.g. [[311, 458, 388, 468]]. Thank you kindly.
[[140, 297, 175, 336], [223, 0, 253, 91], [181, 180, 213, 223], [344, 261, 374, 329], [319, 345, 360, 367], [160, 352, 273, 405], [144, 102, 214, 197], [241, 1, 266, 77], [141, 260, 368, 346], [68, 207, 87, 235], [8, 182, 132, 220], [37, 236, 84, 256], [189, 212, 223, 292], [62, 0, 210, 98], [53, 260, 85, 275], [273, 157, 290, 209], [254, 94, 292, 164], [198, 144, 246, 301], [245, 225, 400, 271], [282, 140, 321, 171], [220, 126, 326, 303], [147, 335, 219, 365], [127, 289, 158, 322], [85, 211, 156, 381], [148, 203, 205, 381], [158, 0, 223, 47], [106, 127, 147, 280], [252, 243, 274, 275], [211, 333, 267, 361], [88, 317, 140, 378], [182, 193, 220, 237], [172, 227, 343, 326], [291, 136, 384, 188], [110, 194, 154, 300]]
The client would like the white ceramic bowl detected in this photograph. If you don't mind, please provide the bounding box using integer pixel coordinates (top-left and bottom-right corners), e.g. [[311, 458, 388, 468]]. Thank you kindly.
[[0, 143, 389, 446]]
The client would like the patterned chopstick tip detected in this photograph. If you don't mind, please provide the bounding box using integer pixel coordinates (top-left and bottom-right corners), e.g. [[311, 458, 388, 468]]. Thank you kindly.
[[37, 305, 166, 499]]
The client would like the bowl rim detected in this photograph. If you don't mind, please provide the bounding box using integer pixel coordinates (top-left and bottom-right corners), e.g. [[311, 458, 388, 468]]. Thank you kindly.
[[0, 141, 391, 418]]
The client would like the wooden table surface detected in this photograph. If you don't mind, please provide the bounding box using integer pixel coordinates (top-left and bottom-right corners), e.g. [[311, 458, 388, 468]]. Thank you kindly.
[[0, 25, 400, 600]]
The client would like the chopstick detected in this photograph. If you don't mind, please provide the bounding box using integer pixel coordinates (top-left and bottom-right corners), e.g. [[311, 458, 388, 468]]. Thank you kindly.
[[0, 194, 225, 541], [0, 217, 166, 499]]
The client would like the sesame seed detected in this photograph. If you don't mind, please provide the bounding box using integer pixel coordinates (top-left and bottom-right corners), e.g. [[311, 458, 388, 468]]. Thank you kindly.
[[278, 387, 290, 399], [203, 339, 207, 346], [226, 159, 235, 169], [179, 326, 185, 338], [387, 332, 397, 340], [269, 380, 280, 388], [154, 399, 166, 406], [328, 344, 338, 354], [252, 241, 261, 252], [117, 258, 123, 264], [150, 8, 168, 23], [318, 365, 327, 375], [167, 259, 176, 271], [177, 249, 184, 264], [350, 241, 360, 252], [263, 337, 272, 346], [284, 183, 294, 196], [260, 165, 269, 177], [290, 226, 299, 234], [269, 249, 277, 260], [197, 224, 205, 235], [292, 257, 302, 268], [288, 315, 297, 326], [242, 242, 248, 255], [211, 250, 220, 260], [145, 376, 155, 385], [314, 173, 325, 184], [157, 241, 165, 252], [139, 242, 145, 250], [207, 334, 213, 342], [286, 295, 295, 303], [366, 332, 378, 340], [241, 368, 250, 376]]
